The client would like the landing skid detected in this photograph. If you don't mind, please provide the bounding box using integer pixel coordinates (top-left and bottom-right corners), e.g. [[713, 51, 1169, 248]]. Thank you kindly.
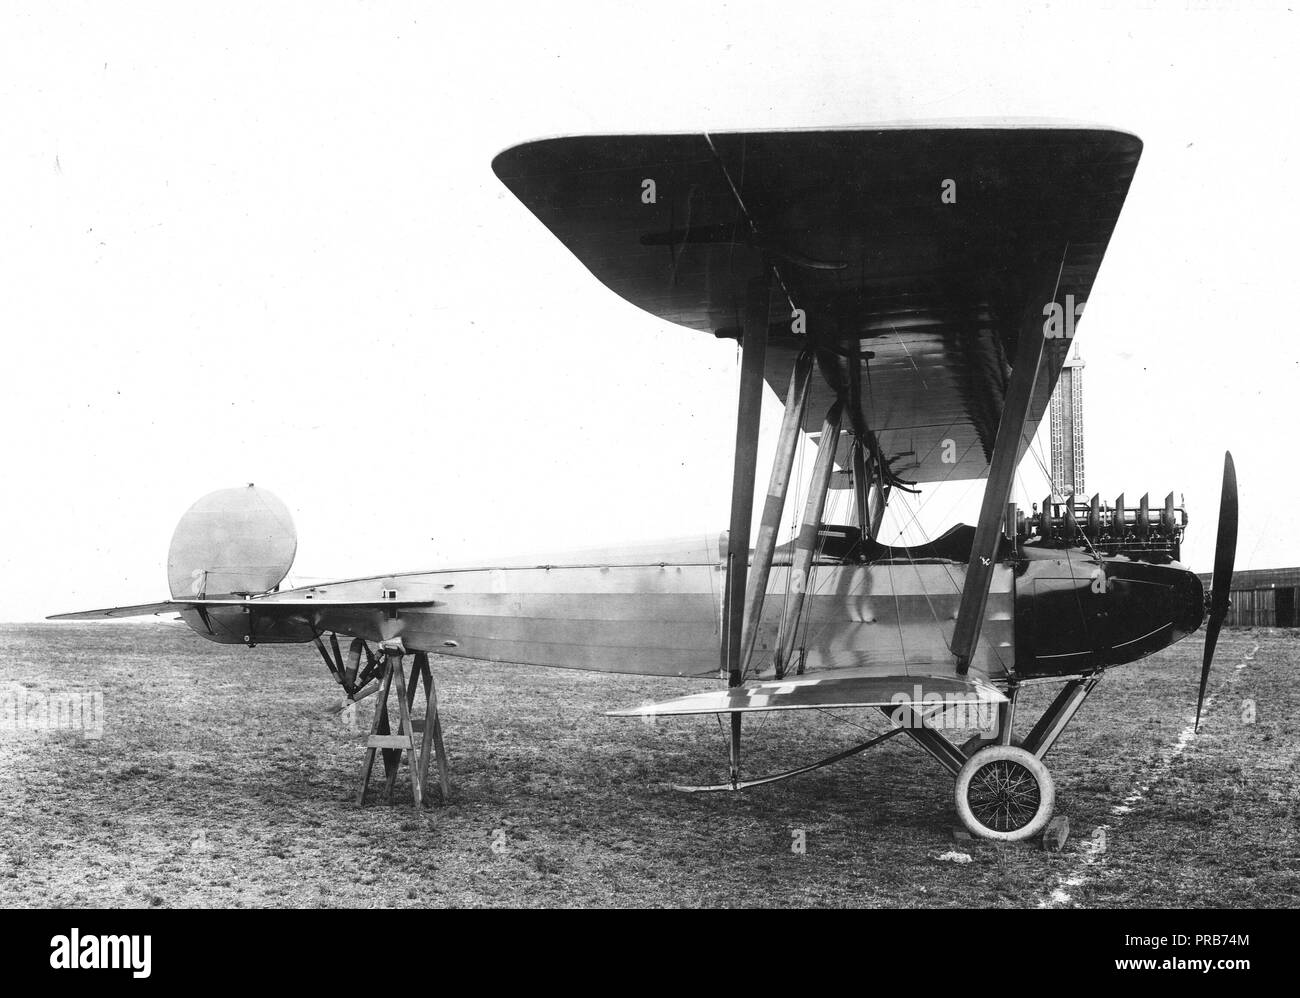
[[313, 630, 383, 700], [673, 725, 906, 792], [327, 679, 379, 714]]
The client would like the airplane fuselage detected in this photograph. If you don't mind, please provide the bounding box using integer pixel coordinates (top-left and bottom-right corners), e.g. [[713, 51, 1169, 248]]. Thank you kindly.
[[181, 534, 1204, 687]]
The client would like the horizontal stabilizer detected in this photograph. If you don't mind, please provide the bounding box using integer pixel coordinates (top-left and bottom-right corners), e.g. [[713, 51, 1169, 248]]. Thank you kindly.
[[609, 672, 1006, 718], [48, 601, 186, 620], [48, 598, 440, 621]]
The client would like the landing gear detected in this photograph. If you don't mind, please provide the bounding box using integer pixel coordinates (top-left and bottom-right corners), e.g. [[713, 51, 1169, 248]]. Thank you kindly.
[[955, 745, 1055, 841], [949, 677, 1102, 840]]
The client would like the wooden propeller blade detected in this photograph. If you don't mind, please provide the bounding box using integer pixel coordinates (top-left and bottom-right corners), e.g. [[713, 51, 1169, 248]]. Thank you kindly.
[[1196, 451, 1237, 732]]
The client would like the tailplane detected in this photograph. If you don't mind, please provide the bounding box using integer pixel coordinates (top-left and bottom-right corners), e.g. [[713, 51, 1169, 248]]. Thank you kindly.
[[50, 485, 437, 644]]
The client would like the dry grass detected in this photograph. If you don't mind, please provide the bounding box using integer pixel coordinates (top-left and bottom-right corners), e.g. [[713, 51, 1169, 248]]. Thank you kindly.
[[0, 623, 1296, 908]]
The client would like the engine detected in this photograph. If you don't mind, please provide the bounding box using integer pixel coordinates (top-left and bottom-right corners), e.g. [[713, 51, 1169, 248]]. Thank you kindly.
[[1012, 491, 1204, 677]]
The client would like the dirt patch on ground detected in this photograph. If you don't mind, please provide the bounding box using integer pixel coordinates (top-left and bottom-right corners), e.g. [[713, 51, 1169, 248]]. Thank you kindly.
[[1, 623, 1295, 907]]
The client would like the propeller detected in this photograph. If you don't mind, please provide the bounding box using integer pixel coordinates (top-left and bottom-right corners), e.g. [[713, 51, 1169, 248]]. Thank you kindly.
[[1196, 451, 1238, 731]]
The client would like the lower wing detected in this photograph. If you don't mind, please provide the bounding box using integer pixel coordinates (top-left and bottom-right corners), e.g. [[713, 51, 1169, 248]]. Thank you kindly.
[[609, 672, 1007, 717]]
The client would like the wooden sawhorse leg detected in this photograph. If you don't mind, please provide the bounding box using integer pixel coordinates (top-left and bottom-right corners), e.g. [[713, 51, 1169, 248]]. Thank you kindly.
[[412, 651, 451, 803], [357, 642, 450, 808]]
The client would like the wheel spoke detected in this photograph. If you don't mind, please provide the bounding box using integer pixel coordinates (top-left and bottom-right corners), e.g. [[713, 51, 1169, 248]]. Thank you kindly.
[[967, 756, 1042, 833]]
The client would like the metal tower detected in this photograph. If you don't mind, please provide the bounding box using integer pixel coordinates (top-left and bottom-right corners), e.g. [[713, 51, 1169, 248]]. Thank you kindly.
[[1049, 345, 1085, 497]]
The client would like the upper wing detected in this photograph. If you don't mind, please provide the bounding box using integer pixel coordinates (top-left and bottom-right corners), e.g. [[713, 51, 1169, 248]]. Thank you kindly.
[[493, 123, 1141, 483]]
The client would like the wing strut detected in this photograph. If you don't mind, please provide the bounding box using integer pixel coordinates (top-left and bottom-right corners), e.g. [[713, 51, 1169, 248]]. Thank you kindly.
[[740, 349, 814, 674], [720, 274, 773, 785], [774, 401, 842, 679], [951, 283, 1054, 674], [845, 336, 874, 532], [850, 439, 872, 531]]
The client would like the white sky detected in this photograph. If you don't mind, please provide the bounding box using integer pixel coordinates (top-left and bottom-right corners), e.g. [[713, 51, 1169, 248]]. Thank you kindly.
[[1, 0, 1296, 621]]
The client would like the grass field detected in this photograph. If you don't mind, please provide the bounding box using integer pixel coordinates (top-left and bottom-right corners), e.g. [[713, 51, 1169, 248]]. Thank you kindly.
[[0, 622, 1296, 908]]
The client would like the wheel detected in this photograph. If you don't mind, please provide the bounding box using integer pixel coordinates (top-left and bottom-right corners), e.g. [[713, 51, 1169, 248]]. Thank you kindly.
[[955, 745, 1055, 842]]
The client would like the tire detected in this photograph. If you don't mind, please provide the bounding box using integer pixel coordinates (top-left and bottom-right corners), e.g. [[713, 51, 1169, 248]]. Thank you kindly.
[[959, 734, 1023, 757], [954, 745, 1055, 842]]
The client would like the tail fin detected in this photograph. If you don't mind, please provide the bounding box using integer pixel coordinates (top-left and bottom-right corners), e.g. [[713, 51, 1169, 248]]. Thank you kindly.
[[168, 485, 297, 598]]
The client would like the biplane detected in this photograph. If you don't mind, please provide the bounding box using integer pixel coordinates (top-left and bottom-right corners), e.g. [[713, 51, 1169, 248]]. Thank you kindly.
[[52, 122, 1238, 841]]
